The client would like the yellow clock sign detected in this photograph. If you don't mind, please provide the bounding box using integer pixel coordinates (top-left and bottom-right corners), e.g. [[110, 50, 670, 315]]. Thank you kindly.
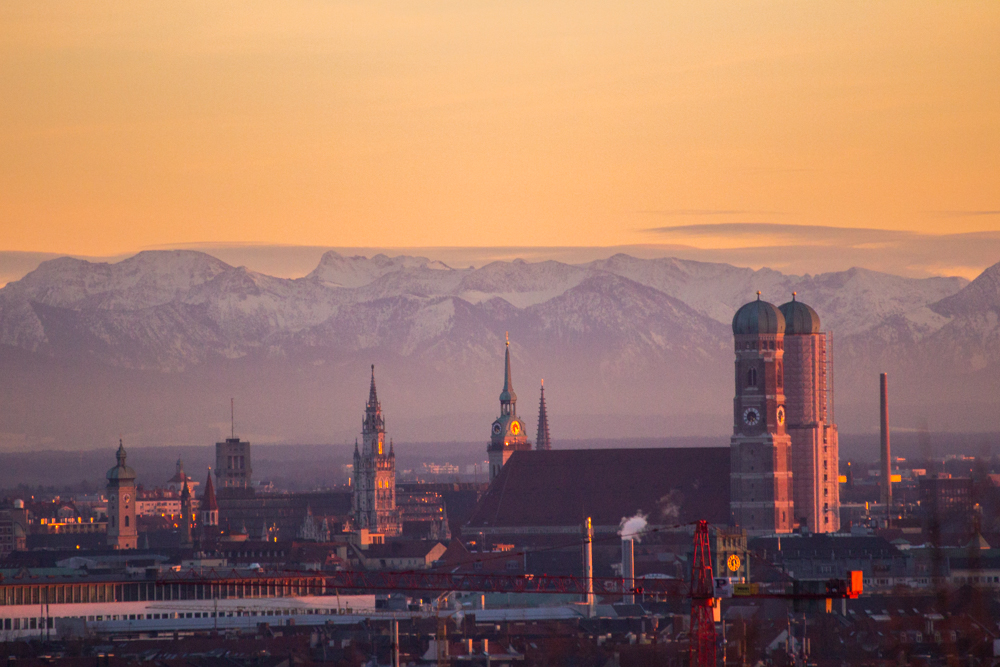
[[727, 554, 742, 572]]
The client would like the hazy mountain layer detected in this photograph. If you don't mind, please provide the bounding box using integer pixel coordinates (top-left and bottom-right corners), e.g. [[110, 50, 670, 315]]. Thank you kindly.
[[0, 249, 994, 452]]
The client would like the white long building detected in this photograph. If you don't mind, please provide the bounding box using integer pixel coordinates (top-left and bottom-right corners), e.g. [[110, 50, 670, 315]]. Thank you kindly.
[[0, 569, 375, 640]]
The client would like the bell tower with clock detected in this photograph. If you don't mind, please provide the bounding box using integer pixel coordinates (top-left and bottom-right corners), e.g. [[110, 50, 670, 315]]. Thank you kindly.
[[488, 334, 532, 481], [730, 293, 793, 535], [106, 440, 138, 550]]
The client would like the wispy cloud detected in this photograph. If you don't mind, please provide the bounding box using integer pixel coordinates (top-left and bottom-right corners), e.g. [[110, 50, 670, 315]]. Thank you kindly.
[[929, 210, 1000, 217], [644, 222, 915, 246], [641, 209, 787, 216]]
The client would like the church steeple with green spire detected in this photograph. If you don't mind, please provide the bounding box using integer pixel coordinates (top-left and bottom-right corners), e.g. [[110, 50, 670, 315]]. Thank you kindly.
[[488, 334, 532, 480], [499, 333, 517, 414]]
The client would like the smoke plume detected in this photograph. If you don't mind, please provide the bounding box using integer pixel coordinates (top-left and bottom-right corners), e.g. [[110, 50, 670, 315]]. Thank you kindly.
[[619, 512, 648, 542]]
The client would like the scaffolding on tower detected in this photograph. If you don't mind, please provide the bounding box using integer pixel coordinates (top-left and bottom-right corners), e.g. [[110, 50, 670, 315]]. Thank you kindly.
[[827, 330, 835, 424]]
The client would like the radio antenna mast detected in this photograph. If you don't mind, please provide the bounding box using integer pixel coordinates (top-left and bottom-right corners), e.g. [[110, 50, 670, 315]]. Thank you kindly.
[[231, 398, 234, 439]]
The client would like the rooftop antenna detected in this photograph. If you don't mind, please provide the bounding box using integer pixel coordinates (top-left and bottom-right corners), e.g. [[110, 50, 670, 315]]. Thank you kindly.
[[230, 398, 234, 440]]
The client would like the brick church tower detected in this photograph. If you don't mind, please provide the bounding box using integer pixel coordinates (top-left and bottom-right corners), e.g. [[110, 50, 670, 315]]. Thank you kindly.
[[352, 366, 401, 536], [488, 335, 531, 480], [780, 293, 840, 532], [106, 440, 138, 550], [730, 293, 793, 535]]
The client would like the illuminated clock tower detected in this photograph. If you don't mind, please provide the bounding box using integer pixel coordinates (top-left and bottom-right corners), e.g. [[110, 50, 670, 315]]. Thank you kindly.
[[488, 334, 531, 480], [730, 293, 793, 535]]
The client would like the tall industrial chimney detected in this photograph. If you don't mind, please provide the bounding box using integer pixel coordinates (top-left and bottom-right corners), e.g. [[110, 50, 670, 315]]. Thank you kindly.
[[880, 373, 892, 517], [582, 517, 594, 612], [622, 537, 635, 605]]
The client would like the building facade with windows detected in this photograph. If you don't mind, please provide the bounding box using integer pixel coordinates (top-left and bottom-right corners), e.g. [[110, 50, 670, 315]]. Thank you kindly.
[[216, 437, 252, 490]]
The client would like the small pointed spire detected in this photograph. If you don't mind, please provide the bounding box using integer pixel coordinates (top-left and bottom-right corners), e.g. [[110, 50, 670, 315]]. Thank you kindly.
[[756, 290, 762, 300], [389, 439, 395, 456], [536, 380, 551, 451], [500, 335, 516, 406], [792, 291, 797, 301], [116, 439, 127, 465], [202, 468, 218, 511]]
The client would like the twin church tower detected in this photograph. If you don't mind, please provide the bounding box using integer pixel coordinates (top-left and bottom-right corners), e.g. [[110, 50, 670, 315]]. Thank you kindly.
[[730, 292, 840, 535]]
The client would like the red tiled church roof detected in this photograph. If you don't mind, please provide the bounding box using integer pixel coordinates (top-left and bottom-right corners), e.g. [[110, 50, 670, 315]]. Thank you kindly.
[[202, 469, 218, 511]]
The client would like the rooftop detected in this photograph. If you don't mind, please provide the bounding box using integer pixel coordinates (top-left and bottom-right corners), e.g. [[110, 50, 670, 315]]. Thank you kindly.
[[465, 447, 730, 531]]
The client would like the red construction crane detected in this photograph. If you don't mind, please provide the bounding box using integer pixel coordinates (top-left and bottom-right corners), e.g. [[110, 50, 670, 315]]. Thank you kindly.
[[689, 520, 716, 667]]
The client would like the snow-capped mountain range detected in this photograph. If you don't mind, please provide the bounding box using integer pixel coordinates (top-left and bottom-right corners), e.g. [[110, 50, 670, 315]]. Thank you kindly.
[[0, 249, 995, 450]]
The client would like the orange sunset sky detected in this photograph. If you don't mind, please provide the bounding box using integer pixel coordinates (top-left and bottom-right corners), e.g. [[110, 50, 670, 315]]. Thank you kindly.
[[1, 2, 998, 268]]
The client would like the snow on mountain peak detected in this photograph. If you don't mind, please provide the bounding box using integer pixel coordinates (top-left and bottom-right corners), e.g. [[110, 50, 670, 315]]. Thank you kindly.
[[931, 259, 1000, 317], [307, 251, 453, 288], [10, 250, 231, 310]]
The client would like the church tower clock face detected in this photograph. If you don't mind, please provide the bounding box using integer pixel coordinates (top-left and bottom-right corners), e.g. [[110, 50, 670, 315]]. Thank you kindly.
[[743, 407, 761, 426], [492, 423, 502, 435], [776, 406, 785, 426], [510, 421, 521, 435]]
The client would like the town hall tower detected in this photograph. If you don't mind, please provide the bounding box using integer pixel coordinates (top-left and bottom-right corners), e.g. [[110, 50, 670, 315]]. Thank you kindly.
[[352, 366, 401, 536]]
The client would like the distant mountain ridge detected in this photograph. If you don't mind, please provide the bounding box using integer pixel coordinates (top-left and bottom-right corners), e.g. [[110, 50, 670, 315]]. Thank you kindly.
[[0, 249, 994, 450]]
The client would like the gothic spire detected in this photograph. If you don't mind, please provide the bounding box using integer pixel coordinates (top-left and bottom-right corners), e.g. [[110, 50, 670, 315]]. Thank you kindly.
[[367, 364, 379, 410], [536, 379, 551, 451], [116, 439, 127, 466]]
